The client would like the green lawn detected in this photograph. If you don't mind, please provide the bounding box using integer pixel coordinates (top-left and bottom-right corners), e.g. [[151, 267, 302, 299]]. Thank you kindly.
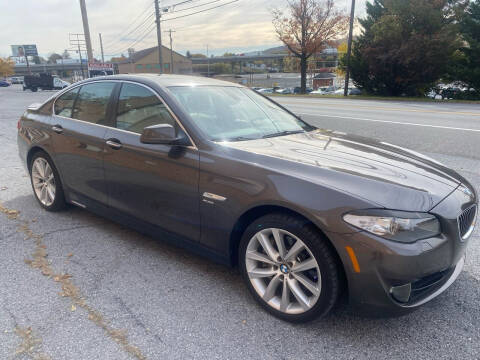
[[268, 93, 480, 104]]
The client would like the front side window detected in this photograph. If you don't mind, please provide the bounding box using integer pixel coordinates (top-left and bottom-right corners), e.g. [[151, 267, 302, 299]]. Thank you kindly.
[[72, 82, 115, 124], [168, 86, 313, 141], [115, 83, 176, 134], [54, 88, 79, 118]]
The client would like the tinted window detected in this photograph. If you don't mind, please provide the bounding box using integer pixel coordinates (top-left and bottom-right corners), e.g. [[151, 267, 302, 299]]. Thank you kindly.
[[54, 88, 79, 117], [72, 82, 115, 124], [115, 83, 176, 134]]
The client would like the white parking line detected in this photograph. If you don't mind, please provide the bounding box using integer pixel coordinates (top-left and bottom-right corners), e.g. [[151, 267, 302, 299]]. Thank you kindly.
[[298, 113, 480, 132]]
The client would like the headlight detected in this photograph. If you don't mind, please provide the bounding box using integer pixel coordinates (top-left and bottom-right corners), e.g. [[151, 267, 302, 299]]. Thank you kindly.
[[343, 209, 440, 243]]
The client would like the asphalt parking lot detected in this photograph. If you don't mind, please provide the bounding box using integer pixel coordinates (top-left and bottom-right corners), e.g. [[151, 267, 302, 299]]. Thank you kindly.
[[1, 84, 479, 360]]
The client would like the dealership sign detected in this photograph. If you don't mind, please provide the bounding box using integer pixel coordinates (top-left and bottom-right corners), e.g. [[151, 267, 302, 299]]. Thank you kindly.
[[11, 45, 38, 57], [88, 62, 114, 77], [88, 62, 114, 71]]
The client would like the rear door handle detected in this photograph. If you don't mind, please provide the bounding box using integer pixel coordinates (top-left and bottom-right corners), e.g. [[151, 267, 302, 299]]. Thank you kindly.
[[52, 125, 63, 134], [106, 139, 122, 150]]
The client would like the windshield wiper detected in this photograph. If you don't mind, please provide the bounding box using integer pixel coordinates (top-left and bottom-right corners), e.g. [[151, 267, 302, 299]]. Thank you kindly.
[[213, 136, 257, 142], [262, 130, 305, 139]]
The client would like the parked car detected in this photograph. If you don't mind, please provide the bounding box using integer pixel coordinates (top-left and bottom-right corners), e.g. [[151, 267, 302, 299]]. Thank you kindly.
[[257, 88, 274, 94], [0, 80, 11, 87], [18, 75, 477, 323], [10, 76, 24, 84], [310, 87, 328, 95], [23, 73, 70, 92], [334, 87, 362, 95], [275, 88, 293, 94], [293, 87, 313, 94]]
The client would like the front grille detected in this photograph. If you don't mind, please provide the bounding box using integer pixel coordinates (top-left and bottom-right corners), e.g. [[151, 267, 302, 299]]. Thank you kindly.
[[458, 204, 477, 240]]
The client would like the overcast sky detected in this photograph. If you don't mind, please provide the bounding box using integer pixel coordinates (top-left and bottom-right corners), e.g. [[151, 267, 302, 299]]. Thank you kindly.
[[0, 0, 369, 60]]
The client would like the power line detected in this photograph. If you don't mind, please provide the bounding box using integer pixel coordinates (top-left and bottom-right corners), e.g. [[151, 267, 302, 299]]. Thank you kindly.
[[103, 12, 155, 51], [161, 0, 239, 22], [106, 0, 240, 58], [167, 0, 223, 14], [106, 14, 155, 54], [102, 0, 154, 47], [104, 23, 156, 56]]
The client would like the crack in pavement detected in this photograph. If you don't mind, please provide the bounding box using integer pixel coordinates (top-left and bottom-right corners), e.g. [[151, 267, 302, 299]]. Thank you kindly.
[[0, 202, 147, 360], [13, 326, 52, 360]]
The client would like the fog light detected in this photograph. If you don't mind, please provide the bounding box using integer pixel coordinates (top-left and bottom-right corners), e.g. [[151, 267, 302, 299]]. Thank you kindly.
[[390, 283, 412, 303]]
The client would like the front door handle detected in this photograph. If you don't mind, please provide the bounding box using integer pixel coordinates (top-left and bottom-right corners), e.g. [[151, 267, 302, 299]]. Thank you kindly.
[[106, 139, 122, 150], [52, 125, 63, 134]]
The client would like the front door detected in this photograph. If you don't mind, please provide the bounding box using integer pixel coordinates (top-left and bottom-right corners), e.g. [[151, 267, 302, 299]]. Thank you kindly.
[[50, 82, 116, 206], [103, 82, 200, 241]]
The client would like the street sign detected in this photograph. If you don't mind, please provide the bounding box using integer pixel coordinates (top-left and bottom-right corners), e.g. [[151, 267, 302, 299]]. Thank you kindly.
[[11, 45, 38, 57]]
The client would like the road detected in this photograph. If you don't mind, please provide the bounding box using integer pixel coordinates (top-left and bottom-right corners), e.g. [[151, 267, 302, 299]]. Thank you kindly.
[[0, 85, 479, 360]]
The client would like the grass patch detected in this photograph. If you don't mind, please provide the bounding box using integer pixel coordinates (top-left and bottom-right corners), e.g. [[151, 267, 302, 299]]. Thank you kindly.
[[268, 93, 480, 104]]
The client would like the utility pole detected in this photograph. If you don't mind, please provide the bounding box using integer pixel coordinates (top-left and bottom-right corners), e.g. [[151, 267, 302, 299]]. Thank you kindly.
[[79, 0, 94, 63], [206, 44, 210, 77], [344, 0, 355, 97], [154, 0, 164, 74], [167, 29, 176, 74], [99, 33, 105, 63], [70, 34, 87, 79]]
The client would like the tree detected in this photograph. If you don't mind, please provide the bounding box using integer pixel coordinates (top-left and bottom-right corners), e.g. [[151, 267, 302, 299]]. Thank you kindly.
[[186, 50, 192, 58], [0, 57, 14, 78], [448, 0, 480, 93], [62, 50, 71, 59], [32, 55, 45, 64], [190, 53, 207, 58], [272, 0, 348, 93], [342, 0, 468, 96], [48, 53, 63, 64]]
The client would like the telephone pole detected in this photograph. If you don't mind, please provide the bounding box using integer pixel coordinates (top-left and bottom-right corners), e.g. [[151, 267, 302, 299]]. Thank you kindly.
[[206, 44, 210, 77], [99, 33, 105, 63], [79, 0, 94, 63], [154, 0, 164, 73], [167, 29, 176, 74], [70, 33, 87, 79], [343, 0, 355, 97]]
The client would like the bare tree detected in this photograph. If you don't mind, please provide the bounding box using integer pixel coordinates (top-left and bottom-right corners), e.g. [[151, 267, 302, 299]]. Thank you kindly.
[[272, 0, 348, 93]]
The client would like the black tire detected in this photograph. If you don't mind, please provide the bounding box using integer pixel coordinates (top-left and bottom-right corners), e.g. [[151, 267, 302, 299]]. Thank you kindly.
[[31, 87, 38, 92], [239, 213, 341, 323], [29, 151, 66, 212]]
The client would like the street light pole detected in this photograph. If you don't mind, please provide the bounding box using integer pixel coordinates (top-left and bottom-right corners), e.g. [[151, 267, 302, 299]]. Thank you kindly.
[[154, 0, 164, 74], [344, 0, 355, 97]]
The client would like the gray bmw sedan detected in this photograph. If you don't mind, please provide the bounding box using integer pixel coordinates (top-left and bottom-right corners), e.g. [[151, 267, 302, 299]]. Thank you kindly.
[[18, 74, 477, 322]]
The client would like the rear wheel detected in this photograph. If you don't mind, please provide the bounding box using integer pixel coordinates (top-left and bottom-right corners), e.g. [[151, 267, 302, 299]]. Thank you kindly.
[[29, 152, 66, 211], [239, 213, 341, 323]]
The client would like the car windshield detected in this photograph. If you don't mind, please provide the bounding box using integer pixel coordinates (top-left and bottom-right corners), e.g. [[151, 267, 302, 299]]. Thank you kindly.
[[168, 86, 314, 141]]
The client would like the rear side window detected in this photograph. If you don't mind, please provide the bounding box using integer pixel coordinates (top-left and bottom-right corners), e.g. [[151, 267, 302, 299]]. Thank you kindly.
[[115, 83, 176, 134], [54, 88, 79, 117], [72, 82, 115, 124]]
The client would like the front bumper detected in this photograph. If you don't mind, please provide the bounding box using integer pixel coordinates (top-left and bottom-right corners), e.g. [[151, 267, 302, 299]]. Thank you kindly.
[[329, 184, 477, 316]]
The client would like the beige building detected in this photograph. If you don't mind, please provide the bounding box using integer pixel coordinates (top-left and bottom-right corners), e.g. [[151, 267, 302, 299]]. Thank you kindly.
[[117, 46, 192, 74]]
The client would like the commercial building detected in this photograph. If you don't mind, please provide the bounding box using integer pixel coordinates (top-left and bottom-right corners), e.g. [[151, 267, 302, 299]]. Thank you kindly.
[[116, 46, 192, 74]]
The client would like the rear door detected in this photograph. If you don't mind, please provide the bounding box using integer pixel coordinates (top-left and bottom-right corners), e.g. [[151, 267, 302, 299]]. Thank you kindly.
[[51, 81, 116, 206], [103, 82, 200, 241]]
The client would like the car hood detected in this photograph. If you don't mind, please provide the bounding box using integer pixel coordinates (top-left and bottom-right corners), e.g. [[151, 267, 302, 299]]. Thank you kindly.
[[221, 129, 463, 212]]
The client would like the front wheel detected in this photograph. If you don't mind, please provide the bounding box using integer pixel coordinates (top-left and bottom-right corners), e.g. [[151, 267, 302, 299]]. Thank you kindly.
[[29, 152, 66, 211], [239, 213, 341, 323]]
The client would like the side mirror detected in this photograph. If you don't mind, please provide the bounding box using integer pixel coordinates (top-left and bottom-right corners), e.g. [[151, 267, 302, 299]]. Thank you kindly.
[[140, 124, 188, 145]]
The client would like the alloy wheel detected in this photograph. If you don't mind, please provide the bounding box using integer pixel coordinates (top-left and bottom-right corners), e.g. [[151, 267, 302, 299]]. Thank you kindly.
[[31, 157, 56, 207], [245, 228, 321, 314]]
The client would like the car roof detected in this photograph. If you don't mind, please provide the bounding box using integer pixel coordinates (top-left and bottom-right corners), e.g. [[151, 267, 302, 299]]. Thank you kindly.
[[82, 73, 244, 88]]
